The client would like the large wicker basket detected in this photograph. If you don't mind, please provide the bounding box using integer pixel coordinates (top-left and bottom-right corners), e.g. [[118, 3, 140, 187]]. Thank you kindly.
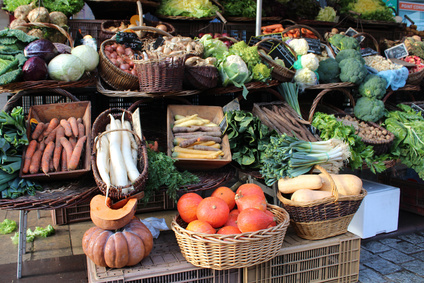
[[277, 165, 367, 240], [171, 204, 290, 270], [183, 65, 219, 89], [91, 108, 148, 200]]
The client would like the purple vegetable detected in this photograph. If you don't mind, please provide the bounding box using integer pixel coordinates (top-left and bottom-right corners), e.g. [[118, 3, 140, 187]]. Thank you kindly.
[[22, 57, 48, 81], [24, 39, 58, 62], [53, 42, 71, 54]]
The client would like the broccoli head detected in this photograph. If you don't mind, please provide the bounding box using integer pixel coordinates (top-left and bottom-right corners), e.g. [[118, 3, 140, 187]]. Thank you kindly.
[[358, 74, 388, 99], [252, 63, 272, 82], [340, 36, 360, 50], [335, 49, 364, 64], [354, 97, 386, 122], [339, 58, 368, 84], [328, 33, 344, 49], [317, 58, 340, 83], [230, 41, 261, 69]]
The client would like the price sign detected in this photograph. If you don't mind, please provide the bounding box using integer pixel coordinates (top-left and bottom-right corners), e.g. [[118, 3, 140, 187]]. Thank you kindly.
[[269, 43, 297, 67], [248, 33, 282, 50], [385, 43, 409, 59], [361, 47, 379, 57], [305, 38, 321, 55], [345, 27, 365, 43]]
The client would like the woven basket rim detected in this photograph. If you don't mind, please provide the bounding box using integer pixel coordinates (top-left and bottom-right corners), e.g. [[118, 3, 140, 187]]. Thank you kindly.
[[171, 203, 290, 243]]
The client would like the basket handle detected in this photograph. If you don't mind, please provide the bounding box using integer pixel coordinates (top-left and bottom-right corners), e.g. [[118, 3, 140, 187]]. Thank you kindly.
[[114, 25, 172, 39], [308, 88, 356, 123], [16, 22, 74, 48], [352, 32, 380, 54], [2, 88, 80, 113], [281, 24, 323, 41], [254, 37, 297, 56], [314, 164, 339, 201]]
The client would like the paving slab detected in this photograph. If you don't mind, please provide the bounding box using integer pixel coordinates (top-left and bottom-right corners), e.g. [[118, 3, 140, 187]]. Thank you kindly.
[[361, 240, 392, 254], [383, 239, 424, 254], [398, 232, 424, 246], [400, 260, 424, 276], [412, 251, 424, 261], [378, 249, 415, 264], [358, 267, 391, 283], [385, 270, 424, 283], [69, 220, 93, 255], [362, 256, 403, 275]]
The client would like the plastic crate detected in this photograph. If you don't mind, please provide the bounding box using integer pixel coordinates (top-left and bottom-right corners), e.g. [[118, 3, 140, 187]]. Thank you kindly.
[[68, 19, 104, 49], [51, 190, 176, 225], [87, 230, 242, 283], [243, 230, 361, 283]]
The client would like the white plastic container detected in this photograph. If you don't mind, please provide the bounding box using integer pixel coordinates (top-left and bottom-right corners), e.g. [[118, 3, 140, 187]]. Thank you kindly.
[[348, 179, 400, 239]]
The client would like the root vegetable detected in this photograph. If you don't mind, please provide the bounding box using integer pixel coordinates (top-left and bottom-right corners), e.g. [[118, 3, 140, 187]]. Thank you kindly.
[[179, 136, 221, 148], [31, 122, 45, 140], [123, 121, 137, 164], [68, 136, 86, 170], [68, 117, 79, 137], [23, 140, 38, 174], [121, 114, 140, 182], [77, 120, 85, 137], [60, 119, 73, 137], [29, 150, 43, 174], [192, 145, 221, 151], [60, 137, 73, 169], [43, 118, 60, 138], [108, 114, 129, 187], [96, 135, 111, 199], [41, 141, 55, 175]]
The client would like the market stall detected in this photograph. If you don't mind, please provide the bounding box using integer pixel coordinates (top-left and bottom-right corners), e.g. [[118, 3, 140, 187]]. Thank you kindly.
[[1, 0, 424, 281]]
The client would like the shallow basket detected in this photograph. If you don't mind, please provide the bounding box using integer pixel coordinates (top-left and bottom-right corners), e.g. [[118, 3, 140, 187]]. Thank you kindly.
[[407, 68, 424, 85], [134, 55, 185, 93], [171, 204, 290, 270], [91, 108, 148, 200], [184, 65, 219, 89], [277, 165, 367, 240]]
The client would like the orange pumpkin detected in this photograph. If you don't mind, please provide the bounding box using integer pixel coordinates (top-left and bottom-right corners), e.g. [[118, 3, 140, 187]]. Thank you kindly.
[[237, 208, 274, 233], [177, 193, 203, 223], [90, 194, 138, 230], [217, 225, 241, 234], [235, 193, 267, 212], [235, 183, 265, 199], [196, 196, 229, 228], [211, 186, 236, 210], [186, 220, 216, 234], [225, 209, 240, 228], [82, 218, 153, 268]]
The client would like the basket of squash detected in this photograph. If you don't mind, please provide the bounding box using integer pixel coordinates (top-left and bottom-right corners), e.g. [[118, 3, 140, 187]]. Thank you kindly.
[[277, 165, 367, 240]]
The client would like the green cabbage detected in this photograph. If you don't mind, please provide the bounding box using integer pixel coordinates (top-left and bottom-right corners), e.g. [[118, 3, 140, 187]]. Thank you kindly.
[[218, 54, 251, 98], [199, 34, 228, 61], [158, 0, 220, 18], [47, 54, 85, 82], [71, 45, 99, 72]]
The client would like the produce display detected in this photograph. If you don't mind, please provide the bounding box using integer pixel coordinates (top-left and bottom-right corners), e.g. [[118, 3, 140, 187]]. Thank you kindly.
[[338, 115, 393, 142], [23, 116, 87, 175], [104, 42, 138, 76]]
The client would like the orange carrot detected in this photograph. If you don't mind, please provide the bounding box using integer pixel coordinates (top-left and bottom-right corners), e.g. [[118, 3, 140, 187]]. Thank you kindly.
[[31, 122, 45, 140], [53, 126, 65, 171], [69, 136, 77, 149], [60, 137, 73, 169], [49, 158, 54, 172], [44, 125, 59, 145], [60, 119, 73, 137], [77, 120, 85, 138], [43, 118, 60, 138], [22, 140, 38, 174], [68, 117, 79, 137], [61, 148, 67, 172], [41, 141, 55, 175], [68, 135, 87, 170], [261, 24, 283, 30], [29, 150, 43, 174]]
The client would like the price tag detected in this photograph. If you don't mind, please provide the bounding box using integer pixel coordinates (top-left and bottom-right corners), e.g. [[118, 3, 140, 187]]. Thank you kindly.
[[384, 43, 409, 59], [345, 27, 365, 43], [361, 47, 379, 57], [305, 38, 321, 55], [152, 36, 165, 50], [248, 33, 282, 50], [269, 43, 297, 67]]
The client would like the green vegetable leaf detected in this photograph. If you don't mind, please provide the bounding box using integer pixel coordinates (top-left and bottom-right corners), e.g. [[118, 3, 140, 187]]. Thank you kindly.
[[0, 219, 17, 234]]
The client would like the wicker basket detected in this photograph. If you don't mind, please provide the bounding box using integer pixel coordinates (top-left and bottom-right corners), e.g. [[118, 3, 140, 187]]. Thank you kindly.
[[91, 108, 148, 200], [134, 55, 186, 93], [255, 38, 296, 82], [183, 65, 219, 89], [171, 204, 290, 270], [406, 68, 424, 85], [98, 26, 172, 91], [281, 24, 324, 41], [352, 32, 380, 54], [277, 165, 367, 240]]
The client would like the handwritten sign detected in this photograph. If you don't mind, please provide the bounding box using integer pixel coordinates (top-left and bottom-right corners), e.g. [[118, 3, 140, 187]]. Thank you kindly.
[[248, 33, 282, 50], [269, 43, 297, 67], [345, 27, 365, 43], [305, 38, 321, 55], [384, 43, 408, 59], [360, 47, 379, 57]]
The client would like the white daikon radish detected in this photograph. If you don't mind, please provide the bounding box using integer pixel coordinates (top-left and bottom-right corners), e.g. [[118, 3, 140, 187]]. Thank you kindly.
[[121, 114, 140, 182], [123, 120, 138, 165], [96, 135, 110, 203], [108, 114, 128, 187]]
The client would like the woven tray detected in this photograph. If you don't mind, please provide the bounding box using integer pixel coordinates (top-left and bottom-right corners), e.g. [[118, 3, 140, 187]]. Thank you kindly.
[[183, 65, 219, 90], [277, 165, 367, 240], [171, 204, 290, 270]]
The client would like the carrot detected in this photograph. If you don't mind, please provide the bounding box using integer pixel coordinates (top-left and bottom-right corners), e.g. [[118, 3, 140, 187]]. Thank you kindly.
[[77, 120, 85, 138], [60, 137, 73, 169], [44, 125, 59, 145], [41, 141, 55, 175], [61, 148, 67, 171], [43, 118, 60, 138], [60, 119, 73, 137], [193, 145, 221, 151], [68, 135, 86, 170], [49, 158, 54, 172], [68, 117, 79, 137], [22, 140, 38, 174], [29, 150, 43, 174], [261, 24, 283, 30], [31, 122, 45, 140], [53, 126, 65, 171], [69, 136, 77, 149], [38, 141, 45, 152]]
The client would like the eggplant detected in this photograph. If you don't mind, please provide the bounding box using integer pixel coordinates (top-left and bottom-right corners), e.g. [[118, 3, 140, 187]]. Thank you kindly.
[[24, 39, 58, 63], [22, 57, 49, 81]]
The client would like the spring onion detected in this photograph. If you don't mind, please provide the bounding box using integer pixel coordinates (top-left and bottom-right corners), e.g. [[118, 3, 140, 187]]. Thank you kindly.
[[277, 82, 302, 117], [260, 134, 350, 186]]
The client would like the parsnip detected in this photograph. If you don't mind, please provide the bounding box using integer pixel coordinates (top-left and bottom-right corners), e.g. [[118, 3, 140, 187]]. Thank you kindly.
[[121, 114, 140, 182], [108, 114, 128, 187]]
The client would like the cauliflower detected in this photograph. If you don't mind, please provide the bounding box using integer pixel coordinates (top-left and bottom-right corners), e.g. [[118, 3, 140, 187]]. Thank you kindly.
[[252, 63, 272, 82], [354, 97, 386, 122], [230, 41, 261, 70], [335, 49, 364, 64], [300, 53, 319, 71], [358, 74, 388, 99], [294, 68, 318, 90], [339, 58, 368, 84], [317, 58, 340, 83], [287, 38, 309, 56]]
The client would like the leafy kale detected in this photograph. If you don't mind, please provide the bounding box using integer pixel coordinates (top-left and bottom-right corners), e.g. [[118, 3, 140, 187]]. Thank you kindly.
[[222, 0, 258, 18], [42, 0, 85, 16]]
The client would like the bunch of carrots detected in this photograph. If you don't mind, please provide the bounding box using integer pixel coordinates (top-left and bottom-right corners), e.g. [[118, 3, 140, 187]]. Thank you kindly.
[[283, 28, 318, 39], [22, 117, 86, 175], [261, 24, 285, 34]]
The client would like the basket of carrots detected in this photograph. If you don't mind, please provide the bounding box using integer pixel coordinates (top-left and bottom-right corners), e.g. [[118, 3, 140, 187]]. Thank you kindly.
[[91, 108, 148, 200], [18, 90, 92, 181]]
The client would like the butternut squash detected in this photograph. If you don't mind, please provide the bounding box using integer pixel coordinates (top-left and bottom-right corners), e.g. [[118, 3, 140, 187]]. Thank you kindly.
[[278, 174, 324, 194], [318, 173, 363, 195], [291, 189, 333, 203], [90, 194, 138, 230]]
